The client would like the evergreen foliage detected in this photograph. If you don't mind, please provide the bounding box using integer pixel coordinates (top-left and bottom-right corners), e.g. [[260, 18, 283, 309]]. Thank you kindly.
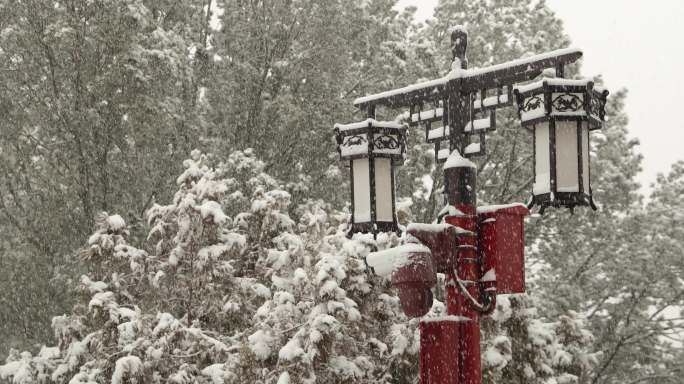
[[0, 0, 682, 383]]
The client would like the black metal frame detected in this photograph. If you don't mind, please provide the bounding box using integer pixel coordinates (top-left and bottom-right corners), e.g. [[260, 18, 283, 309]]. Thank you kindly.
[[513, 81, 609, 130], [370, 43, 585, 165], [352, 50, 583, 111]]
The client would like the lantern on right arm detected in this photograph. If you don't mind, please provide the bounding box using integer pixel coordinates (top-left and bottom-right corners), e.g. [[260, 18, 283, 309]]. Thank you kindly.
[[514, 79, 609, 212]]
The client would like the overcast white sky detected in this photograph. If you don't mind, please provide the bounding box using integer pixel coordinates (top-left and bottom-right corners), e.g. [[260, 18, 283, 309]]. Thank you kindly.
[[396, 0, 684, 195]]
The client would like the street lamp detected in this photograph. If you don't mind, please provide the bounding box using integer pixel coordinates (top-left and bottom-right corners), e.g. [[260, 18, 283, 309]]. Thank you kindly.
[[334, 26, 608, 384], [334, 118, 407, 235], [514, 78, 609, 212]]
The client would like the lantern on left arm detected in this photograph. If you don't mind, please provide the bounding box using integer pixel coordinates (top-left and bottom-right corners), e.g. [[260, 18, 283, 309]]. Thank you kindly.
[[514, 78, 609, 212], [334, 119, 407, 235]]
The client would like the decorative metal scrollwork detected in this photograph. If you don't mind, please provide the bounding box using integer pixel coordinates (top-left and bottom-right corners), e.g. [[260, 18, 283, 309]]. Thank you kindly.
[[522, 95, 543, 112], [552, 93, 582, 112], [589, 96, 602, 117], [373, 134, 400, 150], [343, 135, 367, 146]]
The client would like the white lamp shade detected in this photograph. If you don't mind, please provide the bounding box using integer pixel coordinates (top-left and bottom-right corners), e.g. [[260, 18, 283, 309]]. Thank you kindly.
[[352, 159, 371, 222], [555, 121, 580, 193], [581, 122, 590, 194], [374, 158, 393, 222], [533, 122, 550, 195], [530, 120, 593, 209]]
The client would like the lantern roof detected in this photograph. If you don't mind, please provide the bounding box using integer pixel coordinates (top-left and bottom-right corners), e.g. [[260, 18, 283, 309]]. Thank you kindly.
[[513, 77, 609, 128], [334, 117, 408, 163], [513, 77, 594, 94]]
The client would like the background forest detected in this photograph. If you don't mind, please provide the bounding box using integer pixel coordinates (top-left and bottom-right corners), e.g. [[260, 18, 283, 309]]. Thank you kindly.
[[0, 0, 682, 383]]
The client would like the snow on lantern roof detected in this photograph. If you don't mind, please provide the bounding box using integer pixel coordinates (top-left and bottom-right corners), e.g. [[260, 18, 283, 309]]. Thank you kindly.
[[444, 150, 476, 170], [353, 47, 582, 106], [334, 118, 405, 131], [513, 77, 592, 94]]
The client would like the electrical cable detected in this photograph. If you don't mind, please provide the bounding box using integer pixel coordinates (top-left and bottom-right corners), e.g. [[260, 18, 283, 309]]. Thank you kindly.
[[452, 267, 494, 313]]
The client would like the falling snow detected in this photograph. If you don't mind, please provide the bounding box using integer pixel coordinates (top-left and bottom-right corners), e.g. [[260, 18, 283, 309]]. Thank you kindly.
[[0, 2, 682, 384]]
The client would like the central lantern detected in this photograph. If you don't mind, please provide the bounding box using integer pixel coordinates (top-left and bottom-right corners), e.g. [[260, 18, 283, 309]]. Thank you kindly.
[[514, 78, 609, 212], [334, 119, 407, 234]]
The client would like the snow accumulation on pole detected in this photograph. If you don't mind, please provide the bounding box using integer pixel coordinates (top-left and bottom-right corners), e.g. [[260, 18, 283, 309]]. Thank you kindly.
[[443, 150, 476, 170]]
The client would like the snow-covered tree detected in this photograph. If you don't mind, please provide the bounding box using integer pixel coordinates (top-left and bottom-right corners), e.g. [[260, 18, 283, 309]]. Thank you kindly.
[[526, 88, 684, 384], [481, 296, 599, 384], [2, 1, 682, 383], [0, 0, 212, 352], [0, 151, 413, 384], [2, 148, 603, 384], [207, 0, 423, 206]]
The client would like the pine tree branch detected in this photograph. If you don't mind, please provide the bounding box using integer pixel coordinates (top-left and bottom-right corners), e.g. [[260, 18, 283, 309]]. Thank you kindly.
[[625, 369, 683, 384], [590, 287, 647, 384]]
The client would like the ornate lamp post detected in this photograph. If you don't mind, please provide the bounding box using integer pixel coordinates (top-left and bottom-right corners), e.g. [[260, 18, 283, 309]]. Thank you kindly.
[[334, 27, 608, 384]]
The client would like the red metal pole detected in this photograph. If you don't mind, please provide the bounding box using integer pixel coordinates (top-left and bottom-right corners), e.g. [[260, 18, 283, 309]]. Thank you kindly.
[[420, 320, 460, 384], [444, 154, 481, 384], [421, 27, 483, 384]]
